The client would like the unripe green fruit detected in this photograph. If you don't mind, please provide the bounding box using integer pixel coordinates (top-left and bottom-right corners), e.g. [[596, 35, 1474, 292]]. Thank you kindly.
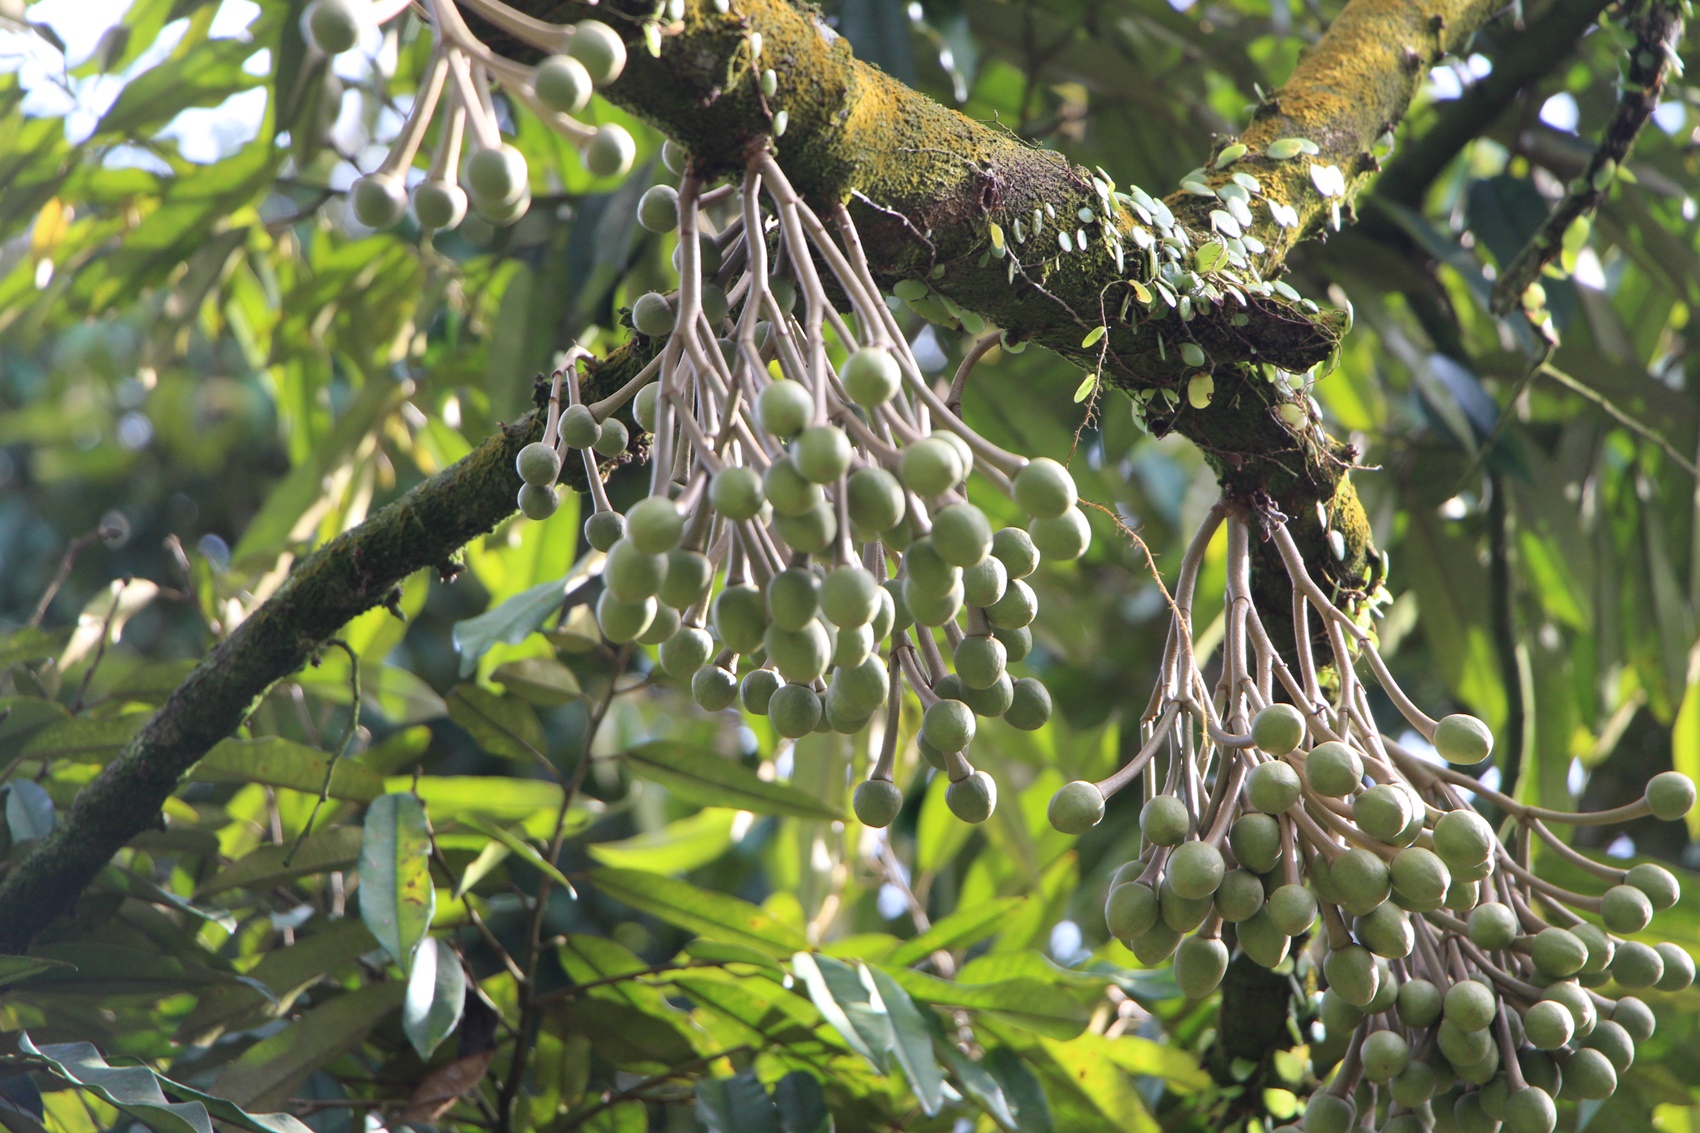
[[1302, 1093, 1354, 1133], [534, 54, 593, 114], [756, 380, 812, 439], [1397, 978, 1443, 1028], [1354, 783, 1413, 843], [1159, 878, 1212, 932], [959, 672, 1013, 718], [351, 173, 408, 229], [933, 504, 993, 568], [559, 403, 601, 449], [1028, 504, 1092, 562], [984, 577, 1037, 629], [841, 347, 901, 406], [922, 698, 976, 753], [1390, 1062, 1435, 1107], [1601, 883, 1653, 934], [1570, 922, 1614, 974], [596, 590, 656, 643], [1355, 902, 1414, 959], [769, 682, 822, 737], [413, 179, 467, 230], [1174, 935, 1229, 998], [1613, 995, 1655, 1041], [1445, 979, 1498, 1033], [1167, 840, 1225, 900], [517, 482, 559, 520], [1626, 861, 1681, 910], [1106, 881, 1160, 942], [961, 555, 1008, 607], [991, 526, 1040, 580], [1522, 1000, 1574, 1050], [1364, 960, 1399, 1014], [766, 568, 820, 632], [1503, 1087, 1555, 1133], [626, 496, 683, 554], [1215, 868, 1266, 922], [1047, 780, 1105, 834], [824, 694, 873, 736], [991, 623, 1031, 663], [766, 275, 798, 315], [585, 509, 625, 552], [1003, 677, 1051, 730], [1229, 812, 1282, 874], [1390, 846, 1451, 911], [304, 0, 364, 55], [1468, 902, 1519, 950], [635, 184, 679, 233], [1251, 703, 1306, 755], [1246, 759, 1302, 814], [1563, 1047, 1617, 1101], [466, 145, 529, 209], [1445, 877, 1482, 912], [846, 466, 905, 532], [1585, 1017, 1634, 1071], [853, 779, 903, 827], [764, 621, 830, 684], [763, 459, 822, 517], [869, 585, 896, 643], [1542, 980, 1596, 1038], [583, 124, 636, 177], [1318, 987, 1363, 1035], [1324, 944, 1379, 1007], [566, 19, 627, 85], [635, 602, 680, 646], [1236, 908, 1291, 968], [691, 664, 739, 711], [947, 769, 997, 823], [1531, 927, 1588, 978], [1129, 920, 1182, 965], [632, 292, 675, 337], [700, 283, 729, 325], [792, 425, 851, 484], [1438, 1018, 1493, 1068], [659, 626, 714, 677], [900, 437, 964, 496], [1434, 713, 1494, 765], [816, 567, 876, 628], [1453, 1092, 1496, 1132], [1433, 808, 1495, 870], [1647, 770, 1697, 820], [712, 584, 767, 653], [902, 576, 962, 627], [740, 667, 779, 714], [593, 416, 630, 457], [474, 183, 531, 226], [954, 636, 1006, 690], [832, 622, 874, 670], [1382, 1114, 1427, 1133], [1304, 740, 1363, 796], [1141, 795, 1190, 846], [1656, 942, 1695, 991], [1332, 847, 1391, 916], [606, 537, 667, 602], [1266, 882, 1317, 935], [828, 655, 889, 716], [882, 578, 912, 637], [516, 441, 562, 488], [658, 550, 712, 610], [1012, 457, 1077, 520], [1361, 1029, 1410, 1081]]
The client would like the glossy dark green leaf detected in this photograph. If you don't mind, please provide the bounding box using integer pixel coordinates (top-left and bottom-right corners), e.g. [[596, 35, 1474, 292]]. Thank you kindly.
[[403, 936, 465, 1060], [773, 1072, 830, 1133], [359, 793, 436, 973], [695, 1073, 779, 1133], [588, 869, 807, 957], [493, 656, 582, 706], [446, 683, 547, 764], [864, 964, 944, 1114], [984, 1045, 1055, 1133], [621, 741, 838, 820], [211, 982, 407, 1110], [4, 780, 53, 841], [550, 997, 698, 1069], [455, 816, 576, 897], [20, 712, 149, 763], [192, 736, 384, 802], [887, 896, 1025, 967], [0, 956, 76, 986], [879, 967, 1091, 1038], [452, 576, 568, 677], [790, 952, 890, 1069], [196, 826, 364, 898]]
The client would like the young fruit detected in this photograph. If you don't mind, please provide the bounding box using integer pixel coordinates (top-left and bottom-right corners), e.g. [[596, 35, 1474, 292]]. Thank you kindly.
[[1646, 770, 1697, 820], [1028, 506, 1091, 561], [1105, 881, 1159, 942], [712, 584, 767, 653], [1353, 783, 1412, 843], [1003, 677, 1052, 730], [1266, 882, 1317, 935], [961, 555, 1008, 608], [1301, 1094, 1354, 1133], [1246, 759, 1302, 813], [1531, 926, 1588, 978], [1173, 935, 1229, 998], [659, 550, 712, 610], [739, 668, 780, 715], [534, 54, 594, 114], [853, 780, 903, 827], [636, 603, 680, 647], [1141, 796, 1190, 846], [947, 770, 997, 822], [516, 441, 562, 487], [583, 124, 636, 178], [626, 495, 683, 554], [596, 590, 656, 643], [1166, 840, 1225, 899], [658, 626, 714, 677], [953, 635, 1006, 691], [1626, 861, 1681, 910], [709, 465, 764, 520], [764, 621, 831, 684], [932, 504, 992, 568], [605, 537, 667, 602], [517, 483, 559, 520], [900, 437, 964, 496], [1360, 1030, 1409, 1081], [1304, 740, 1362, 796], [922, 699, 976, 753], [1251, 703, 1306, 755], [1433, 807, 1495, 870], [841, 347, 901, 406], [756, 379, 812, 439], [559, 403, 601, 450], [1389, 846, 1450, 912], [412, 179, 468, 230], [1354, 903, 1413, 959], [1229, 812, 1281, 873], [1215, 869, 1266, 922], [1443, 978, 1497, 1032], [351, 173, 408, 229], [769, 682, 823, 738], [1396, 978, 1443, 1028], [1433, 713, 1493, 765], [1611, 940, 1664, 989], [466, 145, 530, 209], [846, 466, 904, 533], [791, 424, 851, 484], [566, 19, 627, 84], [1522, 999, 1574, 1050], [632, 292, 676, 337], [1047, 781, 1105, 834], [636, 184, 679, 233], [584, 509, 626, 552], [304, 0, 363, 55], [983, 577, 1037, 630], [691, 665, 739, 711], [1331, 848, 1391, 916], [1012, 457, 1077, 519], [1503, 1087, 1555, 1133], [818, 567, 878, 628], [1323, 944, 1379, 1007], [593, 416, 630, 457], [1564, 1048, 1617, 1101]]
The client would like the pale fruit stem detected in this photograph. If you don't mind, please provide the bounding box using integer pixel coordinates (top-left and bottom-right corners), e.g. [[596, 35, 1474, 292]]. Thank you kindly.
[[451, 0, 572, 54], [426, 94, 467, 183], [375, 47, 449, 177], [870, 654, 904, 781], [441, 48, 502, 152], [1094, 703, 1179, 798]]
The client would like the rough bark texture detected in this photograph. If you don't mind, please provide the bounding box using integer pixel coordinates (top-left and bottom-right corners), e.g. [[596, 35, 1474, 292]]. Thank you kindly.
[[0, 0, 1509, 950]]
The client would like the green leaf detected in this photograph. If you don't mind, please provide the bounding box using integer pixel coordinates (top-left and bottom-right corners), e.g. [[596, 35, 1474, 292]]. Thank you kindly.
[[551, 996, 699, 1070], [295, 661, 447, 726], [197, 827, 364, 898], [865, 964, 944, 1114], [680, 939, 788, 976], [494, 656, 583, 706], [789, 952, 890, 1069], [454, 816, 577, 897], [888, 897, 1026, 967], [621, 741, 838, 820], [446, 683, 547, 764], [587, 868, 808, 957], [1072, 373, 1097, 403], [984, 1045, 1055, 1132], [773, 1072, 830, 1133], [403, 936, 465, 1060], [17, 944, 250, 996], [1080, 326, 1105, 348], [587, 808, 739, 874], [0, 956, 76, 985], [177, 920, 380, 1042], [192, 737, 384, 802], [878, 968, 1091, 1038], [695, 1073, 779, 1133], [0, 696, 70, 762], [5, 780, 54, 841], [452, 576, 569, 678], [395, 775, 599, 839], [96, 37, 262, 138], [21, 712, 149, 762], [359, 793, 436, 973], [211, 982, 406, 1110], [932, 1023, 1019, 1130]]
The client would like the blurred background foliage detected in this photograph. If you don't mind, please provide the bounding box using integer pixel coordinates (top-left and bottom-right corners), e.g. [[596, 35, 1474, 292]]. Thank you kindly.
[[1, 0, 1699, 1128]]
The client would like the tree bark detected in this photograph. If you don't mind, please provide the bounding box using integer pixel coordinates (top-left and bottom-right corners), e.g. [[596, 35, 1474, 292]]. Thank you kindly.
[[0, 0, 1508, 950]]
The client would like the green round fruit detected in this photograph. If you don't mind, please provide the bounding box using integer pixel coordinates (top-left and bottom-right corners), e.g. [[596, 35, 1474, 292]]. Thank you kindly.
[[1390, 846, 1450, 912], [1503, 1087, 1555, 1133], [1355, 902, 1414, 959], [636, 603, 680, 646], [583, 124, 636, 177], [1214, 869, 1266, 922], [947, 770, 997, 823], [1266, 882, 1317, 935], [792, 424, 851, 484], [1433, 808, 1495, 870], [933, 504, 993, 568], [1324, 944, 1379, 1007], [1613, 995, 1655, 1041], [632, 291, 675, 337], [1246, 759, 1302, 813], [1332, 847, 1391, 916], [351, 173, 407, 229], [1251, 703, 1306, 755], [922, 698, 976, 753], [740, 667, 780, 714], [466, 145, 529, 209], [691, 664, 739, 711], [658, 626, 714, 677], [842, 347, 901, 406], [712, 584, 768, 653], [1531, 927, 1588, 979], [1012, 457, 1077, 520], [1106, 881, 1159, 942], [1028, 506, 1091, 561], [1048, 780, 1105, 835], [1571, 922, 1615, 974], [1304, 740, 1362, 796], [1467, 902, 1519, 950], [1544, 980, 1596, 1037], [766, 275, 798, 314], [1389, 1062, 1435, 1107], [1361, 1029, 1410, 1082], [1229, 812, 1282, 873], [1159, 879, 1213, 932], [559, 403, 601, 449], [954, 635, 1006, 690], [961, 555, 1008, 608], [828, 655, 889, 716], [1354, 783, 1413, 843], [846, 465, 905, 532], [626, 496, 683, 554], [659, 550, 712, 610], [984, 577, 1037, 629], [1004, 677, 1052, 730], [594, 416, 630, 457], [869, 584, 897, 642], [534, 53, 593, 114], [766, 568, 820, 632], [1445, 877, 1482, 912], [1364, 961, 1399, 1014], [1601, 883, 1653, 934], [304, 0, 363, 55], [566, 19, 627, 84], [1564, 1047, 1617, 1101], [1174, 935, 1230, 999], [991, 623, 1031, 663], [413, 179, 467, 230], [756, 380, 812, 439], [1647, 770, 1697, 820], [900, 437, 964, 496], [1626, 862, 1681, 910], [1129, 920, 1182, 965], [596, 590, 656, 643], [516, 441, 561, 488], [585, 509, 626, 551], [1301, 1093, 1354, 1133], [1585, 1017, 1635, 1071], [763, 458, 822, 516], [1396, 978, 1443, 1028], [902, 576, 962, 627], [819, 567, 878, 628], [1433, 713, 1494, 765], [1167, 840, 1225, 900], [1523, 1000, 1574, 1050], [769, 682, 823, 737], [1438, 1019, 1493, 1069], [991, 526, 1040, 580], [516, 482, 559, 520], [606, 537, 667, 602], [1141, 796, 1191, 846], [1444, 979, 1498, 1033], [957, 671, 1012, 717], [832, 622, 875, 670], [636, 184, 679, 233], [764, 621, 831, 684], [1237, 909, 1291, 968], [853, 779, 903, 827], [1656, 942, 1695, 991]]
